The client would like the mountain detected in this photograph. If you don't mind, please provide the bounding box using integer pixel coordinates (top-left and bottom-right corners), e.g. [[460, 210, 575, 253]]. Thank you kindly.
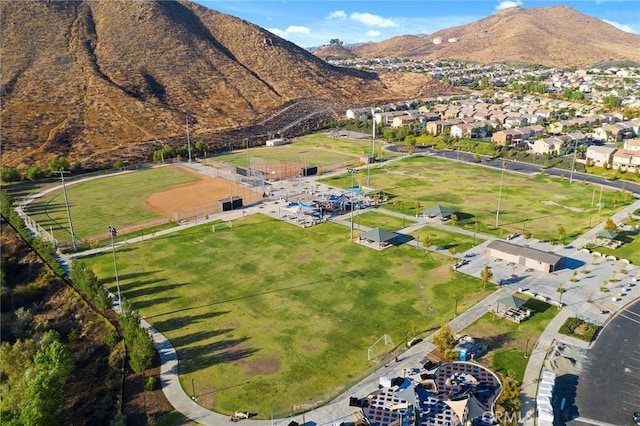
[[0, 0, 454, 168], [353, 6, 640, 67]]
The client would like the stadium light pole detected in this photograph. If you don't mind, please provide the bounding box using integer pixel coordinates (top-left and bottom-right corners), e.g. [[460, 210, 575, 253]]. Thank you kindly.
[[55, 171, 77, 251], [367, 119, 376, 188], [109, 225, 122, 306], [495, 160, 507, 228], [569, 139, 578, 184], [245, 138, 250, 175], [348, 168, 358, 240], [185, 114, 192, 163]]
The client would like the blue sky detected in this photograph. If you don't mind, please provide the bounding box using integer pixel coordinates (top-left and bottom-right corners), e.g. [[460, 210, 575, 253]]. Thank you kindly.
[[196, 0, 640, 47]]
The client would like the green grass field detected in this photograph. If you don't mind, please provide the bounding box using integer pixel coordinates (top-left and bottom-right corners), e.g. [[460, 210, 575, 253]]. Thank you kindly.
[[320, 155, 631, 241], [412, 226, 485, 254], [85, 214, 493, 417], [355, 210, 417, 232], [211, 144, 357, 168], [463, 297, 557, 382], [292, 133, 397, 159], [25, 167, 197, 245], [585, 217, 640, 264]]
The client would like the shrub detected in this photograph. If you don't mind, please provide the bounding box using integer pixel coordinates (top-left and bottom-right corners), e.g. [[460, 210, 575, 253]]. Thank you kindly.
[[558, 317, 599, 342], [144, 376, 156, 392]]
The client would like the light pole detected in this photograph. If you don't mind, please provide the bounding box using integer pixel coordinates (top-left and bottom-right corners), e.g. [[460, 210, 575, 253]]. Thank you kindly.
[[245, 138, 250, 175], [55, 171, 77, 251], [347, 168, 358, 240], [109, 226, 122, 305], [524, 338, 530, 358], [569, 139, 578, 184], [367, 120, 376, 188], [185, 114, 192, 163], [495, 160, 507, 228]]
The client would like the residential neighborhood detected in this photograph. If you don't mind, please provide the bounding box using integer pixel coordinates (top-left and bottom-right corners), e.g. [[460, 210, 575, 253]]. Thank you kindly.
[[342, 63, 640, 174]]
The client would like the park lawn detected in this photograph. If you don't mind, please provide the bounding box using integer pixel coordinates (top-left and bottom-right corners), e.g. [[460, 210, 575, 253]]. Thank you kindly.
[[463, 297, 557, 382], [355, 210, 417, 232], [412, 226, 484, 254], [85, 214, 492, 418], [585, 227, 640, 265], [320, 155, 631, 242], [293, 132, 397, 159], [24, 166, 197, 245], [209, 144, 357, 168]]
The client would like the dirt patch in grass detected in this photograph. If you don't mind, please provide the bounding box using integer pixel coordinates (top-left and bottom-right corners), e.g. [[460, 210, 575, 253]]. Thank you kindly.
[[541, 199, 586, 213], [241, 356, 281, 376]]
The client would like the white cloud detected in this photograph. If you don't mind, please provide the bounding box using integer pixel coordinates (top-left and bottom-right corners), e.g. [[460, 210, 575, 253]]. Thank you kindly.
[[366, 30, 381, 37], [266, 27, 285, 37], [603, 19, 639, 34], [349, 12, 398, 28], [267, 25, 310, 37], [327, 10, 347, 20], [496, 0, 524, 11], [285, 25, 310, 35]]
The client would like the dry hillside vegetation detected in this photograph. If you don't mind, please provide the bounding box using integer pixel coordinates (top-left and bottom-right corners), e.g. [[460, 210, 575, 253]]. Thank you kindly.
[[1, 0, 450, 168], [353, 6, 640, 67]]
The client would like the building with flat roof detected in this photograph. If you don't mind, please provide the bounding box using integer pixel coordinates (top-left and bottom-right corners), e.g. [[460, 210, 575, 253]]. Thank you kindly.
[[486, 240, 565, 273]]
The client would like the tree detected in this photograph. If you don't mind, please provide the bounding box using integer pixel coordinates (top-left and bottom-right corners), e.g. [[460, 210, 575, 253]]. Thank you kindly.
[[20, 333, 73, 425], [1, 331, 73, 425], [11, 307, 33, 339], [450, 213, 458, 225], [432, 324, 457, 355], [71, 262, 110, 309], [383, 129, 396, 141], [25, 166, 44, 181], [129, 331, 155, 373], [1, 167, 21, 182], [557, 224, 566, 244], [603, 218, 618, 233], [49, 156, 70, 172], [422, 235, 433, 250], [194, 140, 207, 157], [480, 265, 493, 289], [498, 375, 522, 416]]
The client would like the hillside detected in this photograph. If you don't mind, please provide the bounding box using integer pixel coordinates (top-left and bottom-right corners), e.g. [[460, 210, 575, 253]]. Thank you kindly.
[[0, 0, 453, 169], [353, 6, 640, 67]]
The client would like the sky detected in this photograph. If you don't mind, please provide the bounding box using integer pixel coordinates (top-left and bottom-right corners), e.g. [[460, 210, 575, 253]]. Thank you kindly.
[[196, 0, 640, 48]]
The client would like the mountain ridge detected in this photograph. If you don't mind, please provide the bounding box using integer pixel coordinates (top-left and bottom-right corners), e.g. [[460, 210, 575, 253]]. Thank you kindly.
[[2, 0, 454, 167], [349, 6, 640, 67]]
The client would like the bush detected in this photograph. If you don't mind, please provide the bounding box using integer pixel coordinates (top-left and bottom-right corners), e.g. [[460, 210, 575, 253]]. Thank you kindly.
[[558, 317, 599, 342], [1, 167, 21, 182], [104, 329, 121, 348], [144, 376, 156, 392]]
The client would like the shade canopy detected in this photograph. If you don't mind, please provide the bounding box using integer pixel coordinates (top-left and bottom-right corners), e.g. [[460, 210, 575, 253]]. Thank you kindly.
[[596, 230, 618, 240], [422, 205, 456, 218], [360, 227, 398, 243], [497, 294, 527, 309]]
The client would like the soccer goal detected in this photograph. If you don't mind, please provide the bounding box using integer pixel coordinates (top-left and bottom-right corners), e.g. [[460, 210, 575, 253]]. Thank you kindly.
[[368, 334, 395, 363], [211, 221, 233, 232]]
